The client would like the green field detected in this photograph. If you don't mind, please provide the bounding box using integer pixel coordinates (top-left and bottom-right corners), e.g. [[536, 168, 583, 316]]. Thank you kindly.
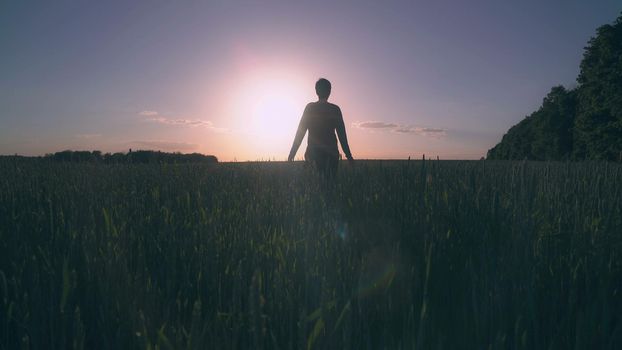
[[1, 159, 621, 349]]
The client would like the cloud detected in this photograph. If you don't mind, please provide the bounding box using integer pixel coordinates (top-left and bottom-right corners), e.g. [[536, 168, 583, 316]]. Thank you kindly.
[[421, 127, 445, 133], [355, 121, 399, 129], [149, 117, 213, 127], [139, 110, 159, 116], [138, 110, 218, 129], [355, 120, 446, 138], [128, 140, 200, 152], [394, 126, 446, 137]]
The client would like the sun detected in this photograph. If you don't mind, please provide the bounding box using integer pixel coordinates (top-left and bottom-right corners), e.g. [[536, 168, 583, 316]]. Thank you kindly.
[[250, 88, 303, 136], [233, 75, 312, 156]]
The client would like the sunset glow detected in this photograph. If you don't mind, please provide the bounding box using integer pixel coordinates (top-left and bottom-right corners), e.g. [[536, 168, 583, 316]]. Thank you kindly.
[[233, 74, 311, 152], [1, 1, 620, 161]]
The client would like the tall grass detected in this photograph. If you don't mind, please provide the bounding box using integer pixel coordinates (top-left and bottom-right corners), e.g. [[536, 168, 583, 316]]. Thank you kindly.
[[0, 159, 620, 349]]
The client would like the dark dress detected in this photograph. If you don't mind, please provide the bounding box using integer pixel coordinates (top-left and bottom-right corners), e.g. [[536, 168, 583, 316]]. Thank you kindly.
[[289, 101, 352, 175]]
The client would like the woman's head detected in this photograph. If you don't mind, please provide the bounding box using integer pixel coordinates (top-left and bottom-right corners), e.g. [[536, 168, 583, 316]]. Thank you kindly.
[[315, 78, 331, 100]]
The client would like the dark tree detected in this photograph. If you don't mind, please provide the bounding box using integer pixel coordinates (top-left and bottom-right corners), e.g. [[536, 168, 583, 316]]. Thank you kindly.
[[573, 15, 622, 160], [488, 86, 576, 160], [488, 13, 622, 161], [44, 150, 218, 164]]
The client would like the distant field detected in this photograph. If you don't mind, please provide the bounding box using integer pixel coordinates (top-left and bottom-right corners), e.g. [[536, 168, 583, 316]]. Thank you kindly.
[[0, 159, 621, 349]]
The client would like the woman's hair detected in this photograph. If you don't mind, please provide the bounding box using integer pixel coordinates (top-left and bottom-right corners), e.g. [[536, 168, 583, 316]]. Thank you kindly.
[[315, 78, 331, 99]]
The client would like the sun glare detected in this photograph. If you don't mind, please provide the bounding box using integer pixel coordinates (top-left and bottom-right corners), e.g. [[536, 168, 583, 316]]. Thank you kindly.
[[233, 74, 311, 158], [250, 88, 303, 136]]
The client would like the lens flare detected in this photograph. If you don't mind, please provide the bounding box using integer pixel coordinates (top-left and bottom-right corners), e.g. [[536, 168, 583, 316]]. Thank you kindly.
[[357, 259, 397, 298]]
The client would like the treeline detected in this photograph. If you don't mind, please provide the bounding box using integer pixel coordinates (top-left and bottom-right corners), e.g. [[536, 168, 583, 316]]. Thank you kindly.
[[488, 14, 622, 161], [39, 150, 218, 164]]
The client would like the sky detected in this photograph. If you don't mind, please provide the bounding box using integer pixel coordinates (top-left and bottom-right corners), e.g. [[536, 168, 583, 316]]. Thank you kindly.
[[1, 0, 621, 161]]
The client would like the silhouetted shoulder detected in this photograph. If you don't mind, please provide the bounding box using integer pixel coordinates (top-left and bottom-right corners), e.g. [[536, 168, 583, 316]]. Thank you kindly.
[[306, 101, 341, 113], [331, 103, 341, 115], [329, 103, 342, 119], [326, 102, 341, 112]]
